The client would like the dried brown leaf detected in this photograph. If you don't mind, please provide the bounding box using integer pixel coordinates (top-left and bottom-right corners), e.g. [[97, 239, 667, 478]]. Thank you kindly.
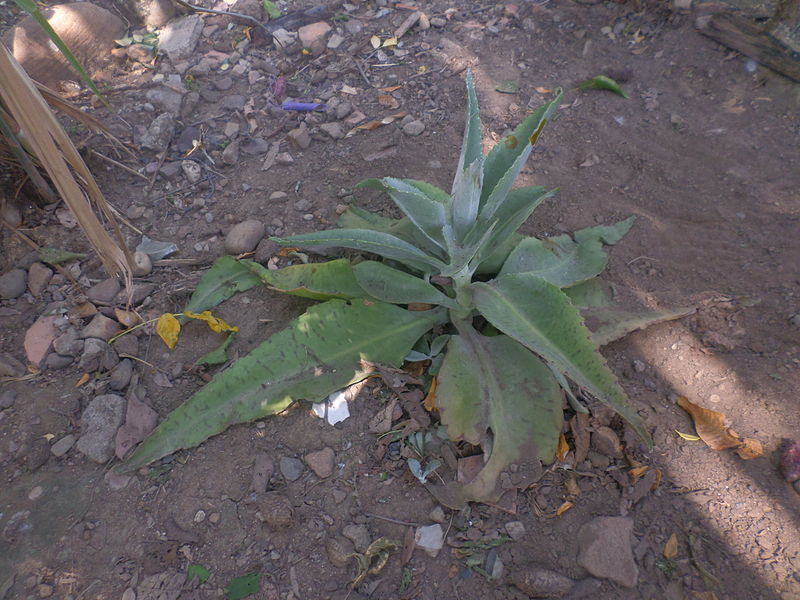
[[735, 438, 764, 460], [663, 533, 678, 559], [676, 396, 740, 450], [570, 412, 590, 464], [555, 501, 573, 516]]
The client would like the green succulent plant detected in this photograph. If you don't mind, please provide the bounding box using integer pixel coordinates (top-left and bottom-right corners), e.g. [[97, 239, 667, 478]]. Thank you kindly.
[[121, 72, 691, 506]]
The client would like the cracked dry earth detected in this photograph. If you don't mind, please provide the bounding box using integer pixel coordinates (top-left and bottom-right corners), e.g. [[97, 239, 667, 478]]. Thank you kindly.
[[1, 0, 799, 599]]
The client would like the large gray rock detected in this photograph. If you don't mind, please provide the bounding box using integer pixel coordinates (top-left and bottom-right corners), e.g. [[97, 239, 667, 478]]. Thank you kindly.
[[76, 394, 126, 463], [139, 113, 176, 152], [158, 15, 203, 62], [577, 516, 638, 588], [0, 269, 27, 299], [145, 87, 184, 117]]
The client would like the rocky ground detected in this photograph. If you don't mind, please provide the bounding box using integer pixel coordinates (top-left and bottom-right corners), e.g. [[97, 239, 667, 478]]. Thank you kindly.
[[1, 0, 800, 599]]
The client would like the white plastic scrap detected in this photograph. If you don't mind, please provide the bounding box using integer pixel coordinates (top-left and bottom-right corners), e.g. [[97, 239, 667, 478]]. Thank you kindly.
[[312, 389, 351, 425], [415, 524, 444, 558]]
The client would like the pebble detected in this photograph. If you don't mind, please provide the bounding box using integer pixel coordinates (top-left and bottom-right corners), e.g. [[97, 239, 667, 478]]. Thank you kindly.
[[0, 389, 17, 409], [121, 588, 135, 600], [36, 583, 53, 598], [181, 160, 203, 184], [194, 509, 206, 523], [0, 268, 28, 299], [577, 516, 638, 588], [132, 251, 153, 277], [28, 486, 44, 501], [53, 328, 84, 357], [241, 137, 270, 155], [335, 100, 353, 120], [430, 16, 446, 27], [288, 126, 311, 149], [50, 434, 76, 457], [214, 75, 234, 90], [429, 506, 445, 523], [505, 520, 526, 541], [222, 139, 240, 165], [79, 338, 120, 372], [402, 120, 425, 136], [591, 426, 623, 458], [326, 536, 354, 568], [224, 220, 265, 254], [327, 33, 345, 49], [304, 447, 335, 478], [209, 512, 220, 524], [258, 492, 295, 528], [298, 21, 331, 55], [632, 359, 646, 373], [342, 523, 370, 553], [320, 122, 345, 139], [276, 152, 294, 165], [415, 524, 444, 557], [76, 394, 126, 463], [224, 121, 240, 138], [269, 191, 288, 202], [222, 94, 246, 111], [27, 263, 53, 296], [45, 352, 74, 370], [294, 199, 313, 212], [86, 278, 121, 303], [109, 358, 133, 390], [80, 313, 121, 341], [587, 450, 610, 469], [279, 456, 304, 481], [24, 315, 59, 367]]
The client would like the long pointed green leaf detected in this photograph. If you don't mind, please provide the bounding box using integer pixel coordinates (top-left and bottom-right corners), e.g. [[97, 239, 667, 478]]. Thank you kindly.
[[272, 229, 446, 273], [181, 257, 263, 321], [472, 273, 650, 444], [245, 259, 367, 300], [380, 177, 448, 251], [451, 157, 483, 241], [498, 235, 608, 287], [121, 300, 444, 470], [13, 0, 108, 105], [480, 91, 563, 208], [455, 70, 482, 177], [353, 261, 456, 308], [435, 326, 562, 505], [583, 306, 696, 346], [573, 216, 635, 245]]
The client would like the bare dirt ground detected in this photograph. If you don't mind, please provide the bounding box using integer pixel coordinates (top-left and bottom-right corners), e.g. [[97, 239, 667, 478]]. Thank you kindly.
[[2, 0, 800, 599]]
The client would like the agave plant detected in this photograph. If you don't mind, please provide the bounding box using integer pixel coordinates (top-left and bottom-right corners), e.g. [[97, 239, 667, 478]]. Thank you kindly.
[[122, 72, 690, 505]]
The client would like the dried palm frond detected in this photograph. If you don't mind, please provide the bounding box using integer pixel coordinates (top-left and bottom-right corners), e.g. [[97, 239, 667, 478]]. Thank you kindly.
[[0, 42, 132, 287]]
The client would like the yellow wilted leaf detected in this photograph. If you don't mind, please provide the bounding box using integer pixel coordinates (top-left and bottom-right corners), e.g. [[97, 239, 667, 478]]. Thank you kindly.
[[156, 313, 181, 349], [183, 311, 240, 333], [735, 438, 764, 460], [535, 86, 552, 94], [382, 36, 398, 47], [676, 430, 701, 441], [370, 35, 381, 49], [629, 465, 648, 481], [556, 433, 569, 461], [663, 533, 678, 559], [423, 376, 437, 412], [555, 501, 573, 516], [43, 433, 55, 441], [75, 373, 90, 387]]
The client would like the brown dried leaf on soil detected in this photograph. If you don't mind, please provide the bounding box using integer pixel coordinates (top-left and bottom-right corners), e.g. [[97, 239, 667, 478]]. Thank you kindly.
[[664, 533, 678, 559], [677, 396, 763, 459], [569, 413, 590, 464]]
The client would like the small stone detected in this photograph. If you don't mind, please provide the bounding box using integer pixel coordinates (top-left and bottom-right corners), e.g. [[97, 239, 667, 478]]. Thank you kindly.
[[429, 506, 446, 523], [145, 87, 183, 116], [225, 220, 265, 254], [132, 251, 153, 277], [508, 564, 575, 598], [45, 352, 74, 370], [0, 354, 25, 378], [26, 438, 50, 470], [342, 523, 370, 553], [241, 137, 270, 155], [215, 75, 234, 91], [209, 512, 220, 524], [24, 315, 59, 367], [298, 21, 331, 55], [259, 492, 295, 528], [0, 389, 17, 409], [276, 152, 294, 165], [505, 520, 526, 541], [28, 486, 44, 501], [194, 509, 206, 523], [181, 160, 203, 184], [402, 120, 425, 136], [51, 434, 76, 457], [632, 359, 646, 373], [87, 278, 121, 303], [222, 94, 246, 111], [76, 394, 126, 463], [222, 140, 240, 165], [0, 268, 27, 299], [53, 329, 83, 356], [587, 450, 610, 469], [127, 42, 153, 62], [109, 358, 133, 391], [302, 214, 314, 222], [335, 100, 353, 120], [320, 122, 345, 139], [272, 28, 297, 48], [27, 263, 53, 296], [224, 121, 240, 138], [80, 314, 121, 341], [158, 15, 203, 61], [139, 113, 176, 151], [294, 198, 313, 212], [279, 456, 304, 481], [269, 191, 288, 202], [577, 516, 638, 588], [79, 338, 120, 373], [36, 583, 53, 598], [254, 239, 280, 263], [327, 33, 345, 49], [121, 588, 136, 600], [304, 447, 335, 478], [288, 125, 311, 149], [326, 536, 354, 568], [415, 524, 444, 557], [112, 334, 138, 357], [332, 489, 347, 504], [591, 426, 623, 458], [430, 16, 446, 27]]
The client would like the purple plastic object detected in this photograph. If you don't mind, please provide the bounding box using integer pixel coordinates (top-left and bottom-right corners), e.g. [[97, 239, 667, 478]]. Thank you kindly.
[[281, 101, 327, 112]]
